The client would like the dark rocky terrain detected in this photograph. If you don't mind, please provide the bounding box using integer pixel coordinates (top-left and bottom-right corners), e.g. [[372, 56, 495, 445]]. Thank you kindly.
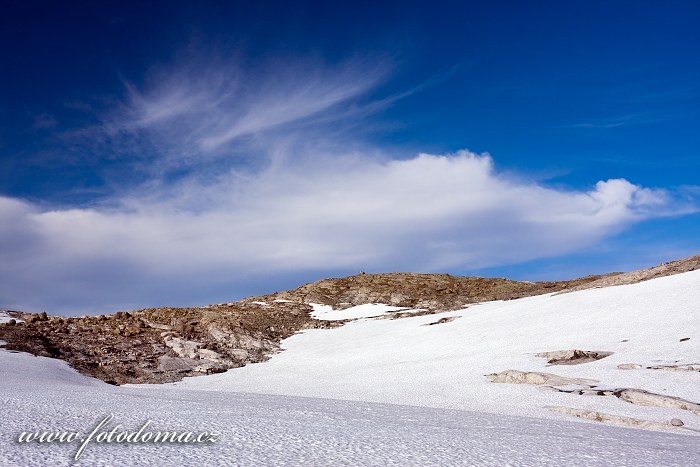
[[0, 301, 339, 385], [1, 254, 697, 385]]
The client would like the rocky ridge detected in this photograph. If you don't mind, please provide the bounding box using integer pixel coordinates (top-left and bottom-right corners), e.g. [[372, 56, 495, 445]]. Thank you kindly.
[[251, 271, 610, 311], [559, 253, 700, 292], [0, 254, 697, 385]]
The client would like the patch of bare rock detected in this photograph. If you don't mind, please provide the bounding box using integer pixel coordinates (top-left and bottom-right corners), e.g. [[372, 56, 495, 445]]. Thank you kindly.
[[558, 254, 700, 293], [618, 362, 700, 372], [613, 389, 700, 414], [487, 370, 700, 416], [537, 349, 613, 365], [425, 316, 460, 326], [384, 309, 436, 320], [485, 370, 599, 388], [546, 406, 688, 432]]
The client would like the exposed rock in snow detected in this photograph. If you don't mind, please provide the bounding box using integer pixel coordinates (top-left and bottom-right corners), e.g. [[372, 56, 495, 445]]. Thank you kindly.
[[486, 370, 599, 388], [491, 369, 700, 416], [647, 363, 700, 372], [546, 406, 683, 431], [536, 349, 613, 365], [618, 362, 700, 372], [425, 316, 460, 326], [618, 363, 643, 369], [559, 253, 700, 293], [615, 389, 700, 414]]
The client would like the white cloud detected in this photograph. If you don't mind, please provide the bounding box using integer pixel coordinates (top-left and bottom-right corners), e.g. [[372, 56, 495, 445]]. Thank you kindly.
[[1, 150, 695, 314], [3, 52, 697, 314]]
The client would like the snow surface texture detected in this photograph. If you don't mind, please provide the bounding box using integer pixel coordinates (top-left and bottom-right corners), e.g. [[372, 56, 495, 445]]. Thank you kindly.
[[171, 270, 700, 433], [1, 271, 700, 465], [2, 349, 700, 466]]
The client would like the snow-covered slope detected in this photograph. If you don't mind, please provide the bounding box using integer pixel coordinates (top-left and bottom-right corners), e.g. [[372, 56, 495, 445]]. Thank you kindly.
[[2, 348, 700, 466], [171, 269, 700, 432], [1, 270, 699, 465], [311, 302, 407, 320]]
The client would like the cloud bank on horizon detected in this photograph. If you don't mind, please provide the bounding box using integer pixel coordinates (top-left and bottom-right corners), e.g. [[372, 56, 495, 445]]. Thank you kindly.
[[1, 2, 699, 314], [1, 150, 694, 314], [1, 53, 698, 314]]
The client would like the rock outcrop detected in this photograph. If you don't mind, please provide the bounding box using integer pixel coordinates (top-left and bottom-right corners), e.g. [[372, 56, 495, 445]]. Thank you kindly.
[[536, 349, 613, 365], [546, 406, 687, 431], [255, 272, 607, 311], [0, 301, 338, 385], [488, 369, 700, 416], [559, 254, 700, 293], [485, 370, 599, 388]]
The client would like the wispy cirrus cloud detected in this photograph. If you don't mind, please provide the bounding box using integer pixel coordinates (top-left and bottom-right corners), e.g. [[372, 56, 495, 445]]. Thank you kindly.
[[568, 112, 671, 129], [31, 113, 58, 130], [83, 53, 391, 173]]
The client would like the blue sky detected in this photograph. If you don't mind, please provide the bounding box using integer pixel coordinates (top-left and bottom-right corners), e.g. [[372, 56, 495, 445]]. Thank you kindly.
[[1, 1, 699, 315]]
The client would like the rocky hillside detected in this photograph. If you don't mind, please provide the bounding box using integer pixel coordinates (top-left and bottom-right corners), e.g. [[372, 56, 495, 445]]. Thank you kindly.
[[560, 254, 700, 292], [1, 254, 697, 385], [253, 272, 610, 311], [0, 301, 339, 385]]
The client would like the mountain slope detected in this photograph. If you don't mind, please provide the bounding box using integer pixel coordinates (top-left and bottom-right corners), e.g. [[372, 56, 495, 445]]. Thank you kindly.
[[169, 268, 700, 434], [0, 254, 698, 384]]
